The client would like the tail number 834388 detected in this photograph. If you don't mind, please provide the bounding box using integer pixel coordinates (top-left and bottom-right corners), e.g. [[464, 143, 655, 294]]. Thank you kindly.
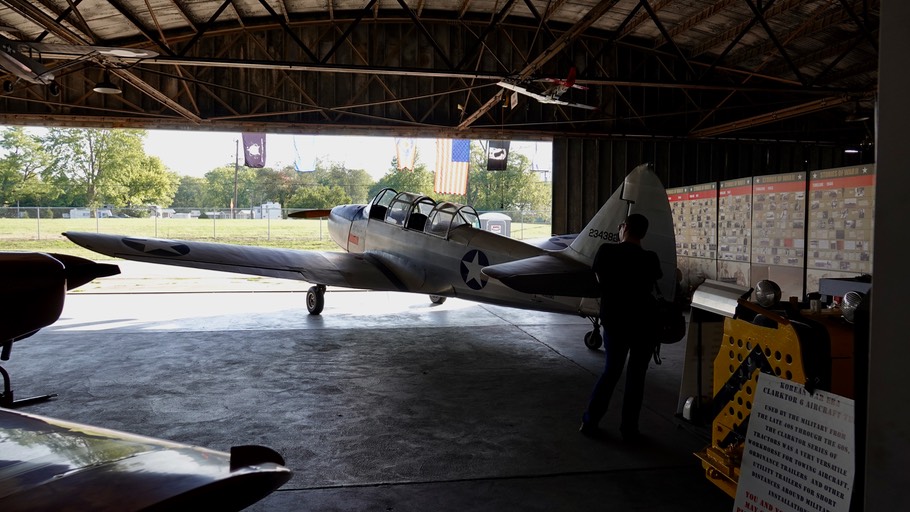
[[587, 228, 620, 243]]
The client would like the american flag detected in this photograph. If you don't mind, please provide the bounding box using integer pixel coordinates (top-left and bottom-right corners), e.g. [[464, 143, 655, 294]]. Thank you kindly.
[[434, 138, 470, 195]]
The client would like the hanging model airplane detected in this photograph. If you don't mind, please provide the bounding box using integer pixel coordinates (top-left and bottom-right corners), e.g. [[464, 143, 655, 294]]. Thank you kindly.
[[0, 32, 158, 95], [64, 164, 676, 350], [497, 67, 598, 111], [0, 252, 292, 511]]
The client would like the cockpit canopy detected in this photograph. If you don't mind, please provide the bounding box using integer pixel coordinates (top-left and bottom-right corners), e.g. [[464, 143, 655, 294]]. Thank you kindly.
[[367, 188, 480, 238]]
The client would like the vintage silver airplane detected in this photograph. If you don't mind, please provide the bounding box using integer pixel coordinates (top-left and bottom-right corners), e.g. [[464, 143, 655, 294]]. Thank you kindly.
[[498, 67, 598, 111], [0, 32, 157, 95], [0, 252, 291, 511], [65, 164, 675, 350]]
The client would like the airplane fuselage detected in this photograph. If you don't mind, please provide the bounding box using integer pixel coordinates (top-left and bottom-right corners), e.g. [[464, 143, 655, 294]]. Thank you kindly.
[[327, 203, 598, 317]]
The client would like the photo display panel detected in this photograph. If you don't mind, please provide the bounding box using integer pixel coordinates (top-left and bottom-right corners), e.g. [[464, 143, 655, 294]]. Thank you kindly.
[[806, 164, 876, 293], [750, 172, 807, 300], [717, 177, 752, 287], [668, 182, 718, 292]]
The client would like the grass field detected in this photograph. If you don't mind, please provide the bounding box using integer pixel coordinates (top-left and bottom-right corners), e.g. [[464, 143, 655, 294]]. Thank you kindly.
[[0, 217, 554, 259]]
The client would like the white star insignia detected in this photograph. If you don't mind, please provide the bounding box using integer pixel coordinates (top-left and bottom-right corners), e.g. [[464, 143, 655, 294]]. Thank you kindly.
[[464, 252, 486, 285], [140, 239, 185, 255]]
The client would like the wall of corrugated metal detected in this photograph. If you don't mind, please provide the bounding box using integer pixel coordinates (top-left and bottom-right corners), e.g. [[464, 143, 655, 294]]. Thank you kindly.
[[551, 137, 874, 234]]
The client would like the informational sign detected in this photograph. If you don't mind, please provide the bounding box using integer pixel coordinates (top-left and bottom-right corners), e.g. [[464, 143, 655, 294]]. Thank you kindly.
[[750, 172, 806, 298], [806, 164, 876, 292], [734, 374, 855, 512], [718, 177, 752, 287], [668, 183, 718, 289], [751, 172, 806, 268]]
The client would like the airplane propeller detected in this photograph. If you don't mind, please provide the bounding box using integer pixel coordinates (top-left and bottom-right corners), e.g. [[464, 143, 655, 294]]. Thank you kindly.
[[288, 209, 332, 219]]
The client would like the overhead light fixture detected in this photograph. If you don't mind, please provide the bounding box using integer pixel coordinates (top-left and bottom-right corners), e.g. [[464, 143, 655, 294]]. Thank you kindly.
[[844, 148, 860, 154], [93, 71, 122, 94]]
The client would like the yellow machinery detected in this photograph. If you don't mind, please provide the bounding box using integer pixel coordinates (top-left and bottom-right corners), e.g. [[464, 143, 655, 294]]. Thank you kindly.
[[694, 299, 855, 497]]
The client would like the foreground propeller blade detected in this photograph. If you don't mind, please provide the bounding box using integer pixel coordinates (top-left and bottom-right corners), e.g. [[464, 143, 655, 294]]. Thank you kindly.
[[289, 209, 331, 219]]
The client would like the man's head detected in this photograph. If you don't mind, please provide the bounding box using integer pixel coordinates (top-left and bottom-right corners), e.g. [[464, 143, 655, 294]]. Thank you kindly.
[[620, 213, 649, 241]]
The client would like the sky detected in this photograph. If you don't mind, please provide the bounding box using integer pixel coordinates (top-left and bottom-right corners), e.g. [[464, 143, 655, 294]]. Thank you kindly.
[[143, 130, 553, 181]]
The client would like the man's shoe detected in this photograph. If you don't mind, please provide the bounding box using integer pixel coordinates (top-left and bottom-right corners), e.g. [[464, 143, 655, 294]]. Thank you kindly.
[[579, 422, 600, 438], [620, 428, 642, 443]]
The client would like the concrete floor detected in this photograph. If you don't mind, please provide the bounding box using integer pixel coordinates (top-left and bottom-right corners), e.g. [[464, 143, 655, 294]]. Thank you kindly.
[[6, 262, 733, 511]]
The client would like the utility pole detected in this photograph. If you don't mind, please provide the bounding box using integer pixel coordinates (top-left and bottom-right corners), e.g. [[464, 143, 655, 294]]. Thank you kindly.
[[233, 139, 239, 219]]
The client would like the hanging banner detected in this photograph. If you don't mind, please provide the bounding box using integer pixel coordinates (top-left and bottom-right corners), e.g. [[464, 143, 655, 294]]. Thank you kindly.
[[486, 140, 510, 171], [242, 132, 266, 168]]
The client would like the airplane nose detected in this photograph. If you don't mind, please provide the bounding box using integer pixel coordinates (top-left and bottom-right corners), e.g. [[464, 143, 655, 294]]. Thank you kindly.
[[328, 205, 364, 250], [330, 205, 362, 221]]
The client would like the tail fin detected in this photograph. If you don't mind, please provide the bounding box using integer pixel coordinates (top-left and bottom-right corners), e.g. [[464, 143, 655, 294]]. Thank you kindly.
[[564, 163, 677, 297], [565, 67, 577, 87]]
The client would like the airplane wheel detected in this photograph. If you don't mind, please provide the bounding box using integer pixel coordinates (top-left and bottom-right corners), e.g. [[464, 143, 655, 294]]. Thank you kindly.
[[3, 80, 12, 93], [584, 330, 603, 350], [429, 295, 446, 305], [48, 82, 60, 96], [306, 285, 325, 315]]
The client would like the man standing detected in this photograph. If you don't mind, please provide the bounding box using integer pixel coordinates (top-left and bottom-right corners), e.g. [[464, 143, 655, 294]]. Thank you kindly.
[[580, 213, 662, 441]]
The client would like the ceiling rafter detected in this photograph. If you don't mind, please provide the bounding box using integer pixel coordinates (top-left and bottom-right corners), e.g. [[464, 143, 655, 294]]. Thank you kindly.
[[396, 0, 455, 70], [689, 0, 802, 58], [455, 0, 518, 70], [321, 0, 379, 64], [652, 0, 737, 48], [742, 0, 806, 84], [59, 0, 93, 40], [837, 0, 878, 51], [640, 0, 695, 76], [620, 0, 675, 41], [726, 0, 850, 67], [0, 1, 878, 144], [254, 0, 320, 62], [104, 0, 174, 55], [330, 24, 419, 125], [690, 94, 852, 137], [177, 0, 234, 57]]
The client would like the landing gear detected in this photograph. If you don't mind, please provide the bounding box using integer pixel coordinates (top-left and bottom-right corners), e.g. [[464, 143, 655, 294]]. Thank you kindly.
[[429, 295, 446, 305], [1, 343, 57, 408], [306, 285, 325, 315], [584, 316, 603, 350]]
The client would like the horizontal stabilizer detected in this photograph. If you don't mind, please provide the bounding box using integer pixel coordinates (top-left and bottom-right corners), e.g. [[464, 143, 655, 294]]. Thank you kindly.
[[482, 254, 598, 297]]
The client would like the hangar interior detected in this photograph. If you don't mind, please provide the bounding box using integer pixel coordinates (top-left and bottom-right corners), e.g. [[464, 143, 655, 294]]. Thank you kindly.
[[0, 0, 893, 511]]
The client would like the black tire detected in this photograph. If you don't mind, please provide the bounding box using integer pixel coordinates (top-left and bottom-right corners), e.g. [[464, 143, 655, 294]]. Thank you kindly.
[[3, 80, 13, 93], [584, 330, 603, 350], [48, 82, 60, 96], [306, 286, 325, 315], [429, 295, 446, 305]]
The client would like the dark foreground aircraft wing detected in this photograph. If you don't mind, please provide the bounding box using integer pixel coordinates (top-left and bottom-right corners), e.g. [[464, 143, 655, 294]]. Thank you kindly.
[[1, 252, 292, 510], [63, 232, 407, 292], [0, 408, 291, 512]]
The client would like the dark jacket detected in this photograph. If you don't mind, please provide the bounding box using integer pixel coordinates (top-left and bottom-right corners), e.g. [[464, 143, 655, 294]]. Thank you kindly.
[[592, 242, 663, 331]]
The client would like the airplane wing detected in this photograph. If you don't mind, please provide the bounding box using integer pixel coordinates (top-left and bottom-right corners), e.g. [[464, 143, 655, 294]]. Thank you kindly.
[[497, 82, 597, 110], [548, 99, 598, 111], [63, 232, 407, 292], [0, 408, 291, 511], [22, 41, 158, 59], [481, 253, 598, 298]]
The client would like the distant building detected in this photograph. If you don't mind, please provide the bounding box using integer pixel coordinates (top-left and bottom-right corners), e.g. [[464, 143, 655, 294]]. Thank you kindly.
[[252, 202, 282, 219]]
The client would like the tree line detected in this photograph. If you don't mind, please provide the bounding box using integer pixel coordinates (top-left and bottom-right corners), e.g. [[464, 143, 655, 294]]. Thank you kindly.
[[0, 127, 551, 214]]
